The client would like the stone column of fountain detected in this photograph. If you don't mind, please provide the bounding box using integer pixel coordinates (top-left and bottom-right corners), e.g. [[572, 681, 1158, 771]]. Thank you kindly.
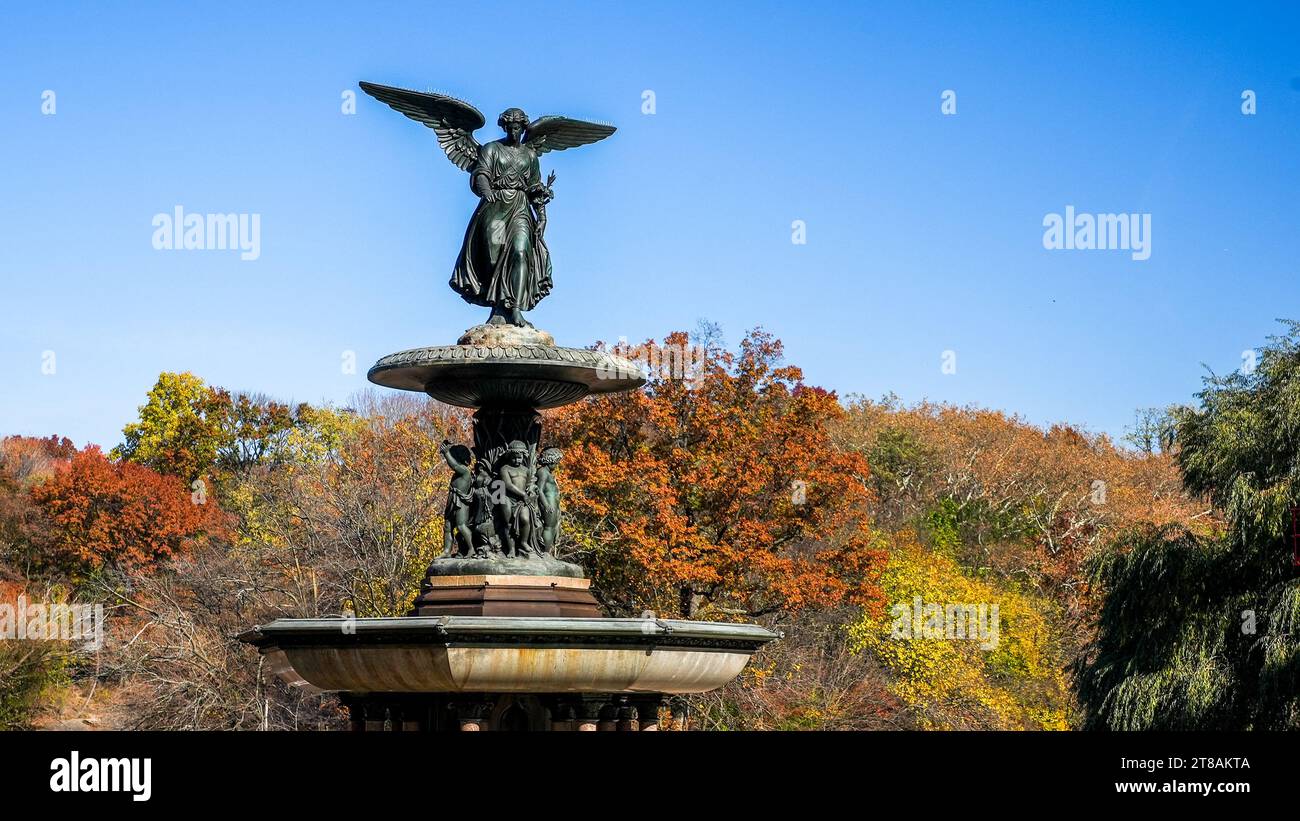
[[238, 80, 777, 731]]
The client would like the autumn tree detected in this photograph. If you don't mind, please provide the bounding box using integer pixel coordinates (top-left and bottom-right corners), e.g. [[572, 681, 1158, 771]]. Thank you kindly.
[[0, 436, 76, 571], [210, 389, 313, 474], [113, 371, 318, 485], [112, 372, 229, 482], [28, 446, 217, 575], [838, 398, 1209, 612], [847, 532, 1072, 730], [221, 392, 464, 619], [548, 329, 885, 620], [90, 392, 465, 728]]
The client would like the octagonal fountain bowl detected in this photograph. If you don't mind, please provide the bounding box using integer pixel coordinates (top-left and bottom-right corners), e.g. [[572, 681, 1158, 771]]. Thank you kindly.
[[241, 616, 779, 695]]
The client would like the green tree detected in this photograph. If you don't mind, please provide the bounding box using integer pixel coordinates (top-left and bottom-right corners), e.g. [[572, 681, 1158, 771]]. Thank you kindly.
[[1077, 323, 1300, 729]]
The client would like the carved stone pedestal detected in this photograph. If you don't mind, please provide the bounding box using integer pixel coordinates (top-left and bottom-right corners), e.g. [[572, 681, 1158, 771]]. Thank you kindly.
[[410, 574, 602, 618]]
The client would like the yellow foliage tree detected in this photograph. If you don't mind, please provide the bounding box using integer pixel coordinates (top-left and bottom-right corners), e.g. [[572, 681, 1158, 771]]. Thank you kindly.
[[847, 532, 1072, 730]]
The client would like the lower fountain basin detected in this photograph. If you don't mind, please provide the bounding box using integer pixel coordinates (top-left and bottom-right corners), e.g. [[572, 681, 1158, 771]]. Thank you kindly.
[[240, 616, 778, 695]]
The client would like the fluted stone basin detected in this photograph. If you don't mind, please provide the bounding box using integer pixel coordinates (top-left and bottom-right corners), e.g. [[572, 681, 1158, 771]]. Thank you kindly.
[[240, 616, 778, 695], [367, 344, 645, 409]]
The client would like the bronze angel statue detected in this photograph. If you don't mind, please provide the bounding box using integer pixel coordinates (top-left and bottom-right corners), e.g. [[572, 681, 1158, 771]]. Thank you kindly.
[[360, 81, 616, 327]]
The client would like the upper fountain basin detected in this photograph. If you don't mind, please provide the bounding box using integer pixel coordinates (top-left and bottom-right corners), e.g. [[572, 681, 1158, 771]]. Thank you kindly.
[[368, 342, 645, 409]]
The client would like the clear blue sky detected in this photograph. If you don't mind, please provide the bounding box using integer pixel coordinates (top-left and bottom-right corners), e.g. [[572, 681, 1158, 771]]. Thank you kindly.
[[1, 1, 1297, 449]]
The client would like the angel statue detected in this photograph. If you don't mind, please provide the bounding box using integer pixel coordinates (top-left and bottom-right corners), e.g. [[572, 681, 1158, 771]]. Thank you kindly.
[[360, 81, 616, 327]]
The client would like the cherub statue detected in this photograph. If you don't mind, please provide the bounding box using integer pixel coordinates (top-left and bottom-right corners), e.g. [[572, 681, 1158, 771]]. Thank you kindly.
[[439, 441, 474, 557], [495, 440, 537, 557], [535, 447, 563, 554], [469, 461, 498, 557], [359, 81, 616, 328]]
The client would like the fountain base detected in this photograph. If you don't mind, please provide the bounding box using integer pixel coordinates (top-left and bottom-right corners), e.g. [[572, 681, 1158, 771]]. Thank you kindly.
[[239, 615, 779, 731], [410, 573, 601, 617]]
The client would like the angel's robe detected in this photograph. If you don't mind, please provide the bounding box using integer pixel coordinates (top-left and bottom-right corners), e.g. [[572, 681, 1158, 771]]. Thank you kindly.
[[450, 140, 553, 314]]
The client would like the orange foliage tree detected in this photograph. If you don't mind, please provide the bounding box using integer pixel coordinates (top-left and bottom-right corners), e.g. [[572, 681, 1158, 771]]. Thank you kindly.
[[548, 329, 885, 620], [27, 446, 217, 574]]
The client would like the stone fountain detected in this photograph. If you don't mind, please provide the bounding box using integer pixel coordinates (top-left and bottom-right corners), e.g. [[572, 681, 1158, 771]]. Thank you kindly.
[[239, 81, 777, 731]]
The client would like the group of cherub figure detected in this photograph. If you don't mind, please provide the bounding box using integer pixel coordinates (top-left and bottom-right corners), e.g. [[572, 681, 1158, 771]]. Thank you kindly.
[[439, 439, 562, 559]]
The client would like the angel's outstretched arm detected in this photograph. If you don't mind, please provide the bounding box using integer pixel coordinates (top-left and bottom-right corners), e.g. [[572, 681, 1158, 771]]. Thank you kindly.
[[471, 167, 496, 202]]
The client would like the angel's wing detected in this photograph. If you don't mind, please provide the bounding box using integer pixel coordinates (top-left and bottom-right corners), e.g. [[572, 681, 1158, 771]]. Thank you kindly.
[[524, 116, 617, 156], [359, 81, 485, 172]]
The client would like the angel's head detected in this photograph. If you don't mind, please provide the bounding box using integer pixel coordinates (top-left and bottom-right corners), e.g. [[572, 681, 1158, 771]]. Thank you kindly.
[[498, 108, 529, 144]]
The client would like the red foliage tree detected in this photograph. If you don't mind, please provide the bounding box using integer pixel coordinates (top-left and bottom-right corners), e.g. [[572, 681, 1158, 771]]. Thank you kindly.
[[28, 446, 216, 574]]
